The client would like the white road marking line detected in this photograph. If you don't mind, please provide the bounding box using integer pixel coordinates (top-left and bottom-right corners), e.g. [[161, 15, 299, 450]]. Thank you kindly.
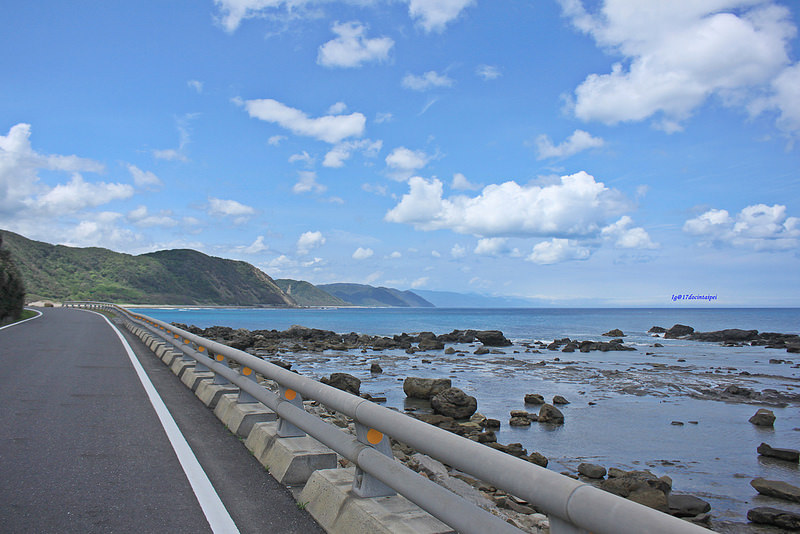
[[96, 312, 240, 534], [0, 308, 42, 330]]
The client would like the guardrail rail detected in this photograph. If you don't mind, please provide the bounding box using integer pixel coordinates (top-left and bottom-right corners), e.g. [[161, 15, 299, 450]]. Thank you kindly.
[[67, 301, 710, 534]]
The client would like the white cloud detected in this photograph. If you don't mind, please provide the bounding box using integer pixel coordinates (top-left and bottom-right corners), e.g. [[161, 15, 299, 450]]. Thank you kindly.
[[289, 151, 315, 166], [187, 80, 204, 93], [242, 98, 366, 144], [407, 0, 475, 32], [389, 251, 402, 259], [297, 230, 326, 254], [293, 170, 327, 193], [527, 238, 591, 264], [36, 174, 134, 214], [402, 70, 454, 91], [62, 212, 140, 249], [560, 0, 797, 132], [411, 276, 429, 288], [153, 113, 197, 162], [684, 203, 800, 250], [127, 205, 178, 228], [128, 164, 163, 189], [375, 112, 393, 123], [352, 246, 374, 260], [385, 147, 430, 179], [323, 139, 382, 168], [536, 129, 605, 159], [450, 244, 466, 258], [317, 21, 394, 68], [268, 135, 287, 146], [474, 237, 509, 256], [386, 171, 629, 238], [476, 64, 501, 80], [601, 215, 658, 249], [328, 102, 347, 114], [242, 235, 269, 254], [207, 197, 256, 223], [751, 62, 800, 139], [452, 172, 480, 191]]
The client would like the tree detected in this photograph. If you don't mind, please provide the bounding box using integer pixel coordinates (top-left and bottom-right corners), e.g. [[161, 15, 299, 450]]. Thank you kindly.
[[0, 232, 26, 324]]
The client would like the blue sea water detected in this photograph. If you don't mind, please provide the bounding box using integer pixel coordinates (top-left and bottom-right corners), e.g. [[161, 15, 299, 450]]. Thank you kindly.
[[136, 306, 800, 527]]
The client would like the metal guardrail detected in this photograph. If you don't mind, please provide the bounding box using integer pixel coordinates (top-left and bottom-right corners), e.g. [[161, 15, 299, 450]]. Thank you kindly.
[[68, 301, 709, 534]]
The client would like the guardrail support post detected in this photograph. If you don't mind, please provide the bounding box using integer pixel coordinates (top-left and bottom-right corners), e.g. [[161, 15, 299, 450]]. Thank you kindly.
[[212, 353, 230, 385], [549, 516, 589, 534], [194, 346, 210, 372], [277, 385, 306, 438], [237, 366, 260, 404], [352, 422, 396, 498]]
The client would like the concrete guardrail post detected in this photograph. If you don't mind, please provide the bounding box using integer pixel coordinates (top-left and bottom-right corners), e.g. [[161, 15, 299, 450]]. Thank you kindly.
[[277, 385, 305, 438], [352, 422, 396, 498], [237, 366, 260, 404]]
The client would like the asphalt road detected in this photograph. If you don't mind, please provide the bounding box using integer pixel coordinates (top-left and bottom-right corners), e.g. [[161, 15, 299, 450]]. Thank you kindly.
[[0, 307, 324, 533]]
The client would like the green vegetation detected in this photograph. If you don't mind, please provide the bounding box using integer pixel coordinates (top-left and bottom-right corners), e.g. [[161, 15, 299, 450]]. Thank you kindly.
[[275, 279, 349, 307], [19, 309, 37, 321], [0, 232, 26, 325], [1, 230, 296, 306], [318, 283, 434, 307]]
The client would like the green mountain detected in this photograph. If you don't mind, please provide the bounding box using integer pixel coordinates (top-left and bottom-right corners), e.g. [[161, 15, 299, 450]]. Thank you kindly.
[[318, 283, 434, 307], [1, 230, 296, 306], [275, 279, 349, 307]]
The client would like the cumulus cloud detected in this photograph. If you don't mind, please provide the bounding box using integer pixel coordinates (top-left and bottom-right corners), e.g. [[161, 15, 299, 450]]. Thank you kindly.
[[684, 203, 800, 250], [206, 197, 256, 223], [317, 21, 394, 68], [389, 251, 402, 259], [242, 98, 366, 144], [476, 64, 501, 80], [323, 139, 382, 168], [474, 237, 509, 256], [385, 171, 629, 238], [411, 276, 429, 288], [385, 146, 430, 179], [187, 80, 204, 93], [268, 135, 287, 146], [452, 172, 480, 191], [289, 151, 315, 166], [242, 235, 269, 254], [127, 205, 178, 228], [407, 0, 475, 32], [297, 230, 326, 254], [352, 246, 374, 260], [293, 171, 327, 194], [601, 215, 658, 249], [128, 164, 163, 189], [536, 129, 605, 159], [527, 238, 591, 264], [402, 70, 454, 91], [560, 0, 798, 132], [35, 174, 134, 215]]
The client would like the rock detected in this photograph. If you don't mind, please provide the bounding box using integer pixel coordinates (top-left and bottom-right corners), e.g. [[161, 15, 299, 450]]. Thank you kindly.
[[747, 507, 800, 530], [668, 494, 711, 517], [444, 347, 456, 355], [648, 326, 667, 334], [537, 403, 564, 425], [664, 324, 694, 339], [603, 329, 625, 337], [750, 477, 800, 503], [599, 471, 670, 513], [749, 408, 776, 427], [527, 452, 548, 467], [757, 442, 800, 463], [431, 387, 478, 419], [403, 377, 452, 399], [690, 328, 759, 343], [474, 330, 512, 347], [482, 418, 501, 430], [552, 395, 570, 405], [417, 337, 445, 351], [509, 416, 531, 427], [370, 362, 383, 374], [474, 346, 490, 355], [321, 372, 361, 395], [629, 489, 669, 513], [524, 393, 544, 405], [578, 463, 606, 479], [228, 328, 255, 349]]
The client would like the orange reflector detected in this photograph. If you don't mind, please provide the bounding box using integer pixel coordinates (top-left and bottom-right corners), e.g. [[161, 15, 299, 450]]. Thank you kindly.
[[215, 354, 224, 361], [198, 347, 205, 352], [243, 367, 252, 376], [184, 339, 190, 344], [367, 429, 383, 445], [285, 389, 297, 400]]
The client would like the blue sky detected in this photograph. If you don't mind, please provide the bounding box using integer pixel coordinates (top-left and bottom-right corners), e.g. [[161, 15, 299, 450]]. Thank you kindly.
[[1, 0, 799, 306]]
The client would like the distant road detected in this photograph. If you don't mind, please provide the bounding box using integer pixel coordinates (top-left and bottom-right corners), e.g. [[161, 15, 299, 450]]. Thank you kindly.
[[0, 307, 323, 533]]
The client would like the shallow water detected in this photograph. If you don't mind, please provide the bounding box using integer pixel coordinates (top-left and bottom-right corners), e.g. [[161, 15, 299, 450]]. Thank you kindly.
[[137, 307, 800, 527]]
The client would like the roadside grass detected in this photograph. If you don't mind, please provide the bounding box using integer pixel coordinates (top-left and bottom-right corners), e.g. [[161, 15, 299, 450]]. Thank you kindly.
[[19, 309, 37, 321]]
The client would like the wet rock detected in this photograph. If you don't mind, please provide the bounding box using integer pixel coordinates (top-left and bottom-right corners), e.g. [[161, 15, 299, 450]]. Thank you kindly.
[[270, 359, 291, 370], [417, 337, 445, 351], [690, 328, 759, 342], [482, 418, 501, 430], [527, 452, 548, 468], [431, 387, 478, 419], [474, 346, 490, 355], [487, 442, 527, 457], [509, 416, 531, 427], [578, 463, 606, 479], [524, 393, 545, 405], [321, 372, 360, 395], [444, 347, 456, 355], [603, 329, 625, 337], [749, 408, 776, 427], [537, 403, 564, 425], [475, 330, 512, 347], [757, 442, 800, 463], [403, 377, 451, 399], [750, 477, 800, 502], [598, 470, 671, 513], [668, 494, 711, 517], [370, 362, 383, 374], [648, 326, 667, 334], [747, 507, 800, 530], [552, 395, 570, 405], [664, 324, 694, 339]]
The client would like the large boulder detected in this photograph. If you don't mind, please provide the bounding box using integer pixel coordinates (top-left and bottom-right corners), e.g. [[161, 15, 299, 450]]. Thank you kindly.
[[417, 337, 445, 351], [228, 328, 255, 350], [403, 377, 451, 399], [747, 507, 800, 530], [750, 477, 800, 503], [690, 329, 759, 342], [757, 442, 800, 463], [321, 372, 360, 395], [668, 494, 711, 517], [749, 408, 776, 427], [664, 324, 694, 339], [474, 330, 512, 347], [602, 329, 625, 337], [578, 463, 606, 479], [524, 393, 545, 405], [431, 387, 478, 419], [537, 403, 564, 425], [598, 470, 672, 513]]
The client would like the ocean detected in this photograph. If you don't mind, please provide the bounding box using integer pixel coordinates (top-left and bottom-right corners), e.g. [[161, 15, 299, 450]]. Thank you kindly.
[[135, 306, 800, 528]]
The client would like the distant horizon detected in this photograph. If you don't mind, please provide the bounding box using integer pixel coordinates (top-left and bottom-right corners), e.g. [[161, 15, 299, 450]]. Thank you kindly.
[[2, 1, 799, 307]]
